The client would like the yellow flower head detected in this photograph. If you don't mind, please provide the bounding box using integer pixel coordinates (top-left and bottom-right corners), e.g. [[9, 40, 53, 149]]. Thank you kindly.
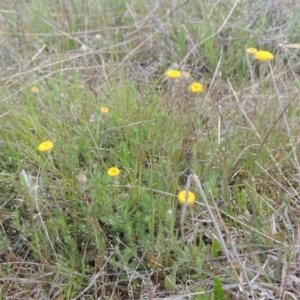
[[254, 50, 274, 61], [100, 107, 109, 114], [188, 82, 203, 93], [107, 167, 120, 177], [38, 141, 54, 153], [31, 87, 39, 94], [165, 69, 181, 79], [246, 48, 257, 55], [178, 190, 195, 205]]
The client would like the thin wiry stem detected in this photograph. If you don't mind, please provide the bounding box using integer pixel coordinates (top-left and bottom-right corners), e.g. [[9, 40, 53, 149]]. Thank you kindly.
[[36, 171, 58, 260], [189, 173, 254, 296], [218, 104, 221, 144], [180, 175, 192, 237], [268, 61, 291, 139], [207, 47, 223, 94], [268, 61, 300, 178], [182, 0, 239, 63]]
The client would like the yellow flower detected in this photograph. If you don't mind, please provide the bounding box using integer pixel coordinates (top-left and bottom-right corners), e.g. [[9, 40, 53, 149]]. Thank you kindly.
[[38, 141, 54, 153], [188, 82, 203, 93], [107, 167, 120, 177], [100, 107, 109, 114], [178, 190, 195, 205], [165, 69, 181, 79], [31, 87, 39, 94], [246, 48, 257, 55], [254, 50, 274, 61]]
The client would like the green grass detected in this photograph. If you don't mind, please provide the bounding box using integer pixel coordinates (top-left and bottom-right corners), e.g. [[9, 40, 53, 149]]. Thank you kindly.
[[1, 0, 300, 299]]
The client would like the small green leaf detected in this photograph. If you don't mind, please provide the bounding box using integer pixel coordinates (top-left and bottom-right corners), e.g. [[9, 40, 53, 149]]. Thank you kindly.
[[213, 277, 224, 300], [195, 287, 208, 300], [164, 275, 176, 293], [212, 239, 221, 258], [190, 273, 200, 279]]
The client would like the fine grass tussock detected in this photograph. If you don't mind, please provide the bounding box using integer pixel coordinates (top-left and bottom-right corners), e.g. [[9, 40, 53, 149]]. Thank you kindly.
[[1, 0, 300, 299]]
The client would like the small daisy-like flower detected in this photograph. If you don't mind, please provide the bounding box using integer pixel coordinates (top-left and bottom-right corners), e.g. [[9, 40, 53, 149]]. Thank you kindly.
[[78, 173, 87, 185], [178, 190, 195, 205], [254, 50, 274, 61], [107, 167, 120, 177], [38, 141, 54, 153], [246, 48, 257, 55], [100, 107, 109, 114], [165, 69, 181, 79], [188, 82, 203, 93], [31, 87, 39, 94]]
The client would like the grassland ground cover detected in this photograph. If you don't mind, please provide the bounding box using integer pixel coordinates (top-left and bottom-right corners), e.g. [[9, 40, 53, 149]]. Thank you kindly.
[[1, 0, 300, 299]]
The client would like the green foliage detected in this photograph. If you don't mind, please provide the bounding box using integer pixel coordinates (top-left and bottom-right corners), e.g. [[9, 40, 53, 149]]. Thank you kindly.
[[1, 0, 300, 298], [195, 287, 210, 300], [211, 238, 221, 258], [164, 274, 176, 293], [213, 277, 224, 300]]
